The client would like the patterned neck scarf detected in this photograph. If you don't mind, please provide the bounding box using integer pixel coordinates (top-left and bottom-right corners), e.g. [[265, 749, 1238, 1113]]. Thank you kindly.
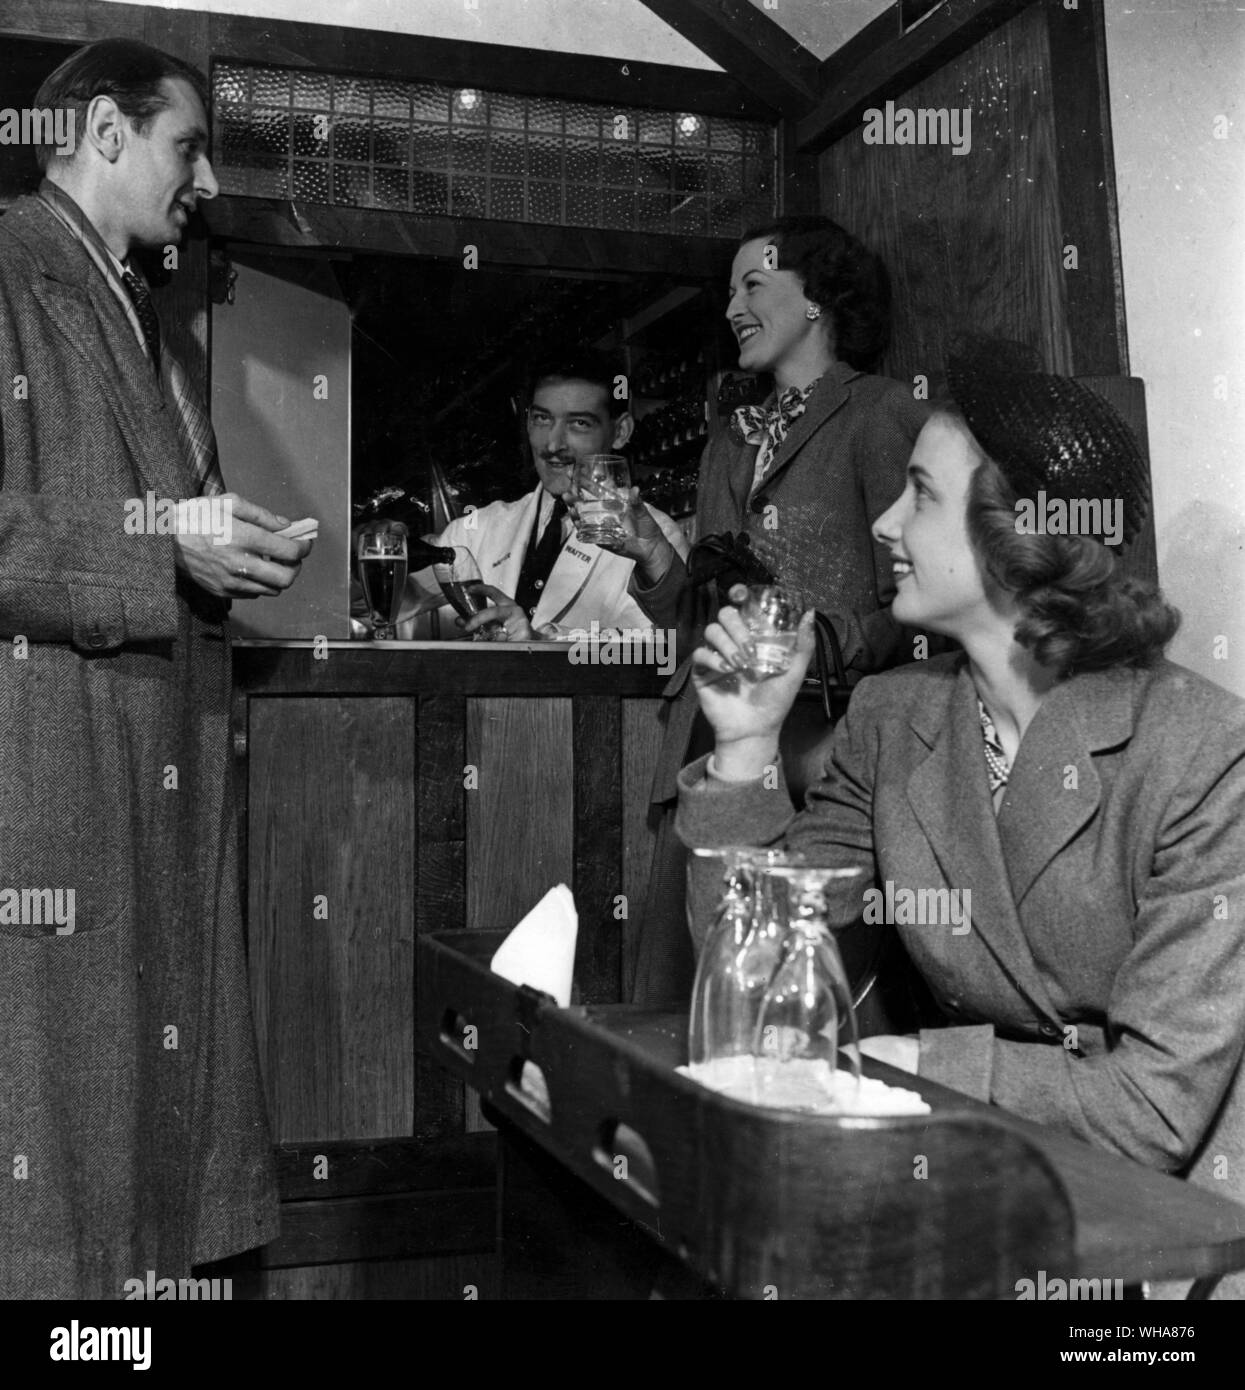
[[37, 180, 225, 497], [730, 377, 821, 454], [978, 699, 1011, 793]]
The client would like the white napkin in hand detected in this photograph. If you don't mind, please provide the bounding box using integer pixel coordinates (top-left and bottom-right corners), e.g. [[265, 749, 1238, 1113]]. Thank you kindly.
[[490, 884, 578, 1006]]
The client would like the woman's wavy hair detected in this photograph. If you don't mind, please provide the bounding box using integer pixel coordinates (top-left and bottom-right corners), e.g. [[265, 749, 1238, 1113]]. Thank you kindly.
[[943, 408, 1180, 674], [740, 215, 891, 371]]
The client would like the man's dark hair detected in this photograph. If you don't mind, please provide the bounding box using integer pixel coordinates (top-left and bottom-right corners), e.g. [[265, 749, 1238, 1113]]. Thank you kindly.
[[527, 349, 628, 419], [740, 214, 892, 371], [33, 38, 210, 173]]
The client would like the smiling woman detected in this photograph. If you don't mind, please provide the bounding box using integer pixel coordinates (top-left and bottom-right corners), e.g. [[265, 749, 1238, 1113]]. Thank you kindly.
[[630, 214, 931, 1005]]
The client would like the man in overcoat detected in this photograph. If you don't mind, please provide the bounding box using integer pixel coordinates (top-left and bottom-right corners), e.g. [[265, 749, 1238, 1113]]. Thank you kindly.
[[0, 39, 309, 1298]]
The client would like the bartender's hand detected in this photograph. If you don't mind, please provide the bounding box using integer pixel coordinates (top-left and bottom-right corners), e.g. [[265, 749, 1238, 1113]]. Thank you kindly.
[[692, 604, 815, 780], [564, 484, 676, 586], [173, 492, 312, 599], [459, 585, 536, 641]]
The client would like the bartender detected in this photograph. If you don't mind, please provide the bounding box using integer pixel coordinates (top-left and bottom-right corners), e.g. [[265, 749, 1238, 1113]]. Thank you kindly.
[[408, 350, 689, 639]]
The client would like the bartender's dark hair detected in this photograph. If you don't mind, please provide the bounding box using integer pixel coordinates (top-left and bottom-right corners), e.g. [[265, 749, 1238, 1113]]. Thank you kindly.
[[527, 349, 629, 418], [34, 38, 209, 172], [740, 215, 891, 371]]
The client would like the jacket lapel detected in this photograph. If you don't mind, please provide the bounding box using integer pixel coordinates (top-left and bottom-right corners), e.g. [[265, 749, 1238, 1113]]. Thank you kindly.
[[6, 198, 186, 499], [995, 668, 1137, 905], [905, 661, 1063, 1023], [748, 363, 859, 510]]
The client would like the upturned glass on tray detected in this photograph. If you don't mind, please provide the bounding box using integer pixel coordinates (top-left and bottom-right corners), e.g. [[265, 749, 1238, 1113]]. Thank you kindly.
[[751, 865, 869, 1096], [687, 847, 802, 1070], [356, 520, 408, 641], [433, 546, 507, 642], [573, 453, 630, 546]]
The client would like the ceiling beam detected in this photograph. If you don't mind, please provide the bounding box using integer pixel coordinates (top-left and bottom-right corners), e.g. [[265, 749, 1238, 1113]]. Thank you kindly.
[[633, 0, 823, 117], [796, 0, 1033, 154]]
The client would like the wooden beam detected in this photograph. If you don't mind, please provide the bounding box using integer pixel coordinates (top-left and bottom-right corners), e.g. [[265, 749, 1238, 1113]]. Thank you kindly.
[[797, 0, 1034, 153], [209, 11, 771, 123], [206, 193, 733, 280], [633, 0, 821, 116]]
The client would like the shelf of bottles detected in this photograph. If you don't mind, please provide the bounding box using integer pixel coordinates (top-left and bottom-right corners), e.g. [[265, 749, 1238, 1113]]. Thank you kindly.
[[630, 349, 708, 521]]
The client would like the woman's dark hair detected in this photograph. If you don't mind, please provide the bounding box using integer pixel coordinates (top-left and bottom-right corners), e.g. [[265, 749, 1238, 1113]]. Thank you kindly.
[[944, 408, 1180, 674], [34, 38, 209, 173], [739, 214, 891, 371]]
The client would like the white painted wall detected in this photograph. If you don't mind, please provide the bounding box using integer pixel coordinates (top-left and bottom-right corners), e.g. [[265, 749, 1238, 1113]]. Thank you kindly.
[[1104, 0, 1245, 696], [95, 0, 721, 68]]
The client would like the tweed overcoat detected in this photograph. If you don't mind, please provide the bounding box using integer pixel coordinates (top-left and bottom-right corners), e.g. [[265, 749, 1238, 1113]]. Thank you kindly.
[[0, 196, 278, 1298], [678, 653, 1245, 1296]]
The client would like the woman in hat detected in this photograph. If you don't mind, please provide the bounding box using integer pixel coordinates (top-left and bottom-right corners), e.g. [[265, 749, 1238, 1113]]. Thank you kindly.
[[677, 342, 1245, 1297]]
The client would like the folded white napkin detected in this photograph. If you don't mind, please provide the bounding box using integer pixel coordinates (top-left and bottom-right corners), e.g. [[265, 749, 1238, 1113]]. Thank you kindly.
[[490, 884, 578, 1007], [678, 1057, 930, 1116]]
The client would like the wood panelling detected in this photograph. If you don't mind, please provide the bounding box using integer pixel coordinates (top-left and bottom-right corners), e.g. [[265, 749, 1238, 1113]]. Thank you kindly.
[[819, 2, 1071, 389], [248, 697, 416, 1141], [414, 695, 467, 1137], [572, 695, 623, 1004], [274, 1134, 494, 1201], [464, 697, 575, 933], [621, 697, 667, 1001]]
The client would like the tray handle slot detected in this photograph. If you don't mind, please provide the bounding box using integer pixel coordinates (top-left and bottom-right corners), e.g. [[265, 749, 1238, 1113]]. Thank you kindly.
[[438, 1007, 479, 1064], [593, 1120, 660, 1209]]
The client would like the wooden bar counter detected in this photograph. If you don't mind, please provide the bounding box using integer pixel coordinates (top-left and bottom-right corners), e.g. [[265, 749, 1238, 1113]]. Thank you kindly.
[[228, 639, 671, 1296]]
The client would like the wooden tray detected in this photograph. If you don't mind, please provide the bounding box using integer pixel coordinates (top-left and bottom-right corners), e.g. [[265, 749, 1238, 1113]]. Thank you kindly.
[[418, 930, 1075, 1298]]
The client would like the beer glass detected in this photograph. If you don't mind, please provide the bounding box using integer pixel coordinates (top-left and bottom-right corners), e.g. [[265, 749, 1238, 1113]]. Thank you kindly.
[[357, 521, 408, 641]]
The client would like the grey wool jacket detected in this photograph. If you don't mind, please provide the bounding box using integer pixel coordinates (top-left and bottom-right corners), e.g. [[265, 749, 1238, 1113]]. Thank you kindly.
[[677, 653, 1245, 1297], [0, 194, 279, 1297]]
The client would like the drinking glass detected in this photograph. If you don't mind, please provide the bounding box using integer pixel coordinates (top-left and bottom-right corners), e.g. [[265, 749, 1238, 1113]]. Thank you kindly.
[[356, 521, 408, 641], [573, 453, 631, 546], [732, 583, 805, 676], [433, 546, 507, 642], [751, 865, 869, 1100]]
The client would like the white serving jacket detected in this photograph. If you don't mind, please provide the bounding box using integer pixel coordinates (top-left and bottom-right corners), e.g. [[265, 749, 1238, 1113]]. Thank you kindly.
[[407, 484, 689, 635]]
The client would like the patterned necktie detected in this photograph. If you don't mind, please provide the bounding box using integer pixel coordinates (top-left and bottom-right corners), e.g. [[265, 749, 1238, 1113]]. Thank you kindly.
[[730, 379, 820, 453], [120, 269, 161, 373], [515, 496, 567, 618]]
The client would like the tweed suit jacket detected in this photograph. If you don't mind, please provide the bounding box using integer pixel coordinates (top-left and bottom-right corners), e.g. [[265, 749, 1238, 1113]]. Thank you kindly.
[[0, 195, 278, 1298], [642, 361, 929, 803], [678, 653, 1245, 1296]]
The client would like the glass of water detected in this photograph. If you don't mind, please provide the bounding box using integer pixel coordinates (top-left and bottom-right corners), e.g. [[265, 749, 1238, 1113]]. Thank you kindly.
[[732, 583, 805, 676], [572, 453, 630, 546]]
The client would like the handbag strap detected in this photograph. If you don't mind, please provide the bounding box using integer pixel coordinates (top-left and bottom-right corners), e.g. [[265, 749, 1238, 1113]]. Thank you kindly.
[[811, 610, 851, 723]]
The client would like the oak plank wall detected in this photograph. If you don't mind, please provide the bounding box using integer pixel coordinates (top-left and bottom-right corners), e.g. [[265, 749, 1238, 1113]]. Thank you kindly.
[[234, 647, 669, 1295]]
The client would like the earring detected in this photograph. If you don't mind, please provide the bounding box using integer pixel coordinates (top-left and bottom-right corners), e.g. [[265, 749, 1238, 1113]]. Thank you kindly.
[[805, 303, 822, 321]]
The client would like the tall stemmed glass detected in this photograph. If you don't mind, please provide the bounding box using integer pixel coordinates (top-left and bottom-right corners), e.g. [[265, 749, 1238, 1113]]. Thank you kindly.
[[751, 865, 869, 1099], [433, 546, 507, 642], [357, 521, 408, 641]]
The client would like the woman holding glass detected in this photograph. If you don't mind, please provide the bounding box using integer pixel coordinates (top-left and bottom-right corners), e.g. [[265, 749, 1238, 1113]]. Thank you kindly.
[[677, 341, 1245, 1298], [629, 215, 930, 1004]]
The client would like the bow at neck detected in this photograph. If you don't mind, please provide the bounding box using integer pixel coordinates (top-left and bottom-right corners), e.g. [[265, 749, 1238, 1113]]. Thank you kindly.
[[730, 376, 822, 449]]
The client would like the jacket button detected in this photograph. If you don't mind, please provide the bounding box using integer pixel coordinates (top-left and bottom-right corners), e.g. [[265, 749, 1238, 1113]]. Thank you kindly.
[[1039, 1021, 1060, 1039], [85, 632, 108, 649], [534, 579, 544, 589]]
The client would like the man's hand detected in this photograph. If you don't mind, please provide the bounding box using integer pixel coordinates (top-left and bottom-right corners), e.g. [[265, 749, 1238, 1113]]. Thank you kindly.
[[173, 492, 312, 599], [692, 605, 815, 779], [459, 584, 536, 641], [565, 484, 675, 585]]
